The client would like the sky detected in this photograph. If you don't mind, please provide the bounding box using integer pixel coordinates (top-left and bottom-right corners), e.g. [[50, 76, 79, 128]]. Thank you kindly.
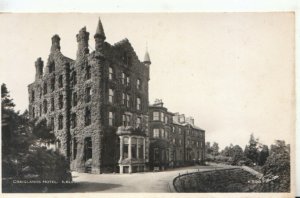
[[0, 13, 295, 149]]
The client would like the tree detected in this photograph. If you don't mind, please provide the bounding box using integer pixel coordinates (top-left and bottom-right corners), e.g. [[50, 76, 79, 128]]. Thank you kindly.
[[230, 145, 244, 165], [205, 142, 213, 155], [258, 145, 269, 166], [2, 84, 71, 192], [1, 83, 15, 110], [211, 142, 219, 156], [244, 133, 259, 165], [262, 140, 290, 192]]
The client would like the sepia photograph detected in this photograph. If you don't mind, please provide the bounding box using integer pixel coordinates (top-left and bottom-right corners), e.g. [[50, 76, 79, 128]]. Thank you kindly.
[[0, 13, 295, 196]]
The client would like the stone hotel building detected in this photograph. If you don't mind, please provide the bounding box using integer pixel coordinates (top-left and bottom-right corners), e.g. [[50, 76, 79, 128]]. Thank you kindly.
[[28, 19, 205, 174]]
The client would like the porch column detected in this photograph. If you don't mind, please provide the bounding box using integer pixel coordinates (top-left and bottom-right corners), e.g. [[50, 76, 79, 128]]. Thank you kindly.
[[137, 138, 139, 159], [143, 138, 146, 160], [128, 136, 132, 159], [119, 136, 123, 161]]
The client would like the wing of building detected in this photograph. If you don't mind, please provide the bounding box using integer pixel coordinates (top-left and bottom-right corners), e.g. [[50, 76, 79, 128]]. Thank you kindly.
[[27, 19, 205, 174]]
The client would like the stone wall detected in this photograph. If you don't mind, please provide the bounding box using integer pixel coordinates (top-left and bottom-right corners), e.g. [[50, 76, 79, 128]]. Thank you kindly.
[[173, 168, 258, 192]]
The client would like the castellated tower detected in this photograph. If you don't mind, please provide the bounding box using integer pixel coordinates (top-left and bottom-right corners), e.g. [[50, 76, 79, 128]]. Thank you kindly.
[[28, 19, 151, 174]]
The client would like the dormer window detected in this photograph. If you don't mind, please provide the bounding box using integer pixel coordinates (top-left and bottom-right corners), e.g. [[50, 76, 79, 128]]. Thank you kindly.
[[122, 52, 131, 66]]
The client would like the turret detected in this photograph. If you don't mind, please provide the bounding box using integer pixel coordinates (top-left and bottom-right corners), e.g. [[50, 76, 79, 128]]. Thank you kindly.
[[94, 18, 106, 53], [76, 26, 90, 58], [35, 57, 44, 80], [143, 50, 151, 67], [51, 34, 61, 53]]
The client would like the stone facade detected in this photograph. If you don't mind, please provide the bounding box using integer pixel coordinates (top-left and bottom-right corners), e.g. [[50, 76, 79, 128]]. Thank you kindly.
[[28, 19, 150, 174], [149, 99, 205, 170], [28, 19, 205, 174]]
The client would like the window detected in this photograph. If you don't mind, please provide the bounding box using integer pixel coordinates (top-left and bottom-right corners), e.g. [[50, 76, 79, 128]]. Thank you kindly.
[[161, 129, 165, 138], [153, 129, 159, 138], [126, 94, 130, 108], [51, 98, 54, 111], [137, 79, 141, 90], [59, 95, 63, 109], [85, 87, 92, 102], [108, 89, 114, 103], [58, 75, 63, 88], [50, 77, 55, 91], [50, 117, 54, 131], [72, 72, 77, 86], [109, 111, 114, 126], [123, 137, 129, 159], [136, 117, 141, 128], [73, 138, 78, 160], [166, 131, 169, 139], [121, 73, 125, 84], [56, 139, 61, 150], [153, 112, 159, 121], [179, 128, 182, 135], [131, 138, 137, 159], [39, 87, 42, 98], [32, 107, 35, 118], [71, 113, 77, 128], [43, 82, 47, 95], [172, 126, 175, 133], [109, 67, 113, 80], [165, 116, 168, 124], [49, 62, 55, 73], [137, 97, 141, 110], [39, 104, 42, 116], [138, 138, 144, 159], [179, 139, 182, 145], [43, 100, 47, 114], [173, 138, 176, 144], [31, 91, 35, 102], [58, 115, 63, 130], [196, 141, 199, 148], [160, 112, 164, 122], [122, 114, 131, 126], [85, 107, 91, 126], [154, 148, 159, 161], [122, 93, 126, 105], [73, 92, 77, 106], [122, 115, 126, 126], [126, 76, 130, 86], [86, 65, 91, 80], [84, 137, 92, 160]]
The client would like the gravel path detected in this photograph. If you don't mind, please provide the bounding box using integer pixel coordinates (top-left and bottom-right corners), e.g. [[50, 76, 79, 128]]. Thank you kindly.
[[66, 164, 229, 193]]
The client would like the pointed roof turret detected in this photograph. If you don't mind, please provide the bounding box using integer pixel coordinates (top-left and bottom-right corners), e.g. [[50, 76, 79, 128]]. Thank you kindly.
[[94, 18, 106, 39], [143, 50, 151, 65]]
